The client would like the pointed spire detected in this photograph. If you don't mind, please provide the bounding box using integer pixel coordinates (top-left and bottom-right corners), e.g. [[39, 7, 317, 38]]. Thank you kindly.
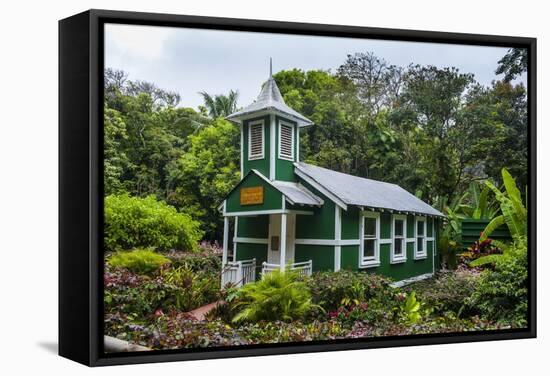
[[225, 58, 314, 126]]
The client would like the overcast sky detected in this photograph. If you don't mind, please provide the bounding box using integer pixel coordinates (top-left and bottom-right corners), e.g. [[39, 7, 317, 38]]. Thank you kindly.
[[105, 23, 525, 110]]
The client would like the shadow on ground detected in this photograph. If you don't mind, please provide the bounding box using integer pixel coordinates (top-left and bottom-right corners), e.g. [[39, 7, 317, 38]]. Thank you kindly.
[[37, 341, 58, 354]]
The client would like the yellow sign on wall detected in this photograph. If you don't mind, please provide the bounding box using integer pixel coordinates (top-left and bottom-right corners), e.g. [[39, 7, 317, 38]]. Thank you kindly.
[[240, 186, 264, 205]]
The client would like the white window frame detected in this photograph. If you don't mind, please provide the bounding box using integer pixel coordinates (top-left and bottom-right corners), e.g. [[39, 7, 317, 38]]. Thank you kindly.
[[248, 120, 265, 160], [391, 214, 407, 264], [414, 216, 427, 259], [278, 120, 295, 161], [359, 211, 380, 267]]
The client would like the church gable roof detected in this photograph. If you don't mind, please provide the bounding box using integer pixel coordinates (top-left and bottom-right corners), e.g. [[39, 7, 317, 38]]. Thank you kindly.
[[294, 162, 444, 217]]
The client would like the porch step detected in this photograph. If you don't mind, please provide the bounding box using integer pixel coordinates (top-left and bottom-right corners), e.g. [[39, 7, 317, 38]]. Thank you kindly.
[[186, 300, 222, 321]]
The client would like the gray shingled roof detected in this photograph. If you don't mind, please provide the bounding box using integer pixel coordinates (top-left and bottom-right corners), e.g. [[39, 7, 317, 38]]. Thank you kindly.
[[271, 180, 324, 206], [294, 162, 444, 217], [226, 77, 313, 126]]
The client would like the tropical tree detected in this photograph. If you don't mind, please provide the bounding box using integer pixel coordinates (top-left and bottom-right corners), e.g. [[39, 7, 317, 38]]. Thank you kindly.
[[496, 48, 528, 82], [199, 90, 239, 118], [166, 118, 240, 240]]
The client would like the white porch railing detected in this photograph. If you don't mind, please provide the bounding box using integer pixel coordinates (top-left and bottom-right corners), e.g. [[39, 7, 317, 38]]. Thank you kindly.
[[261, 260, 313, 277], [221, 258, 256, 288]]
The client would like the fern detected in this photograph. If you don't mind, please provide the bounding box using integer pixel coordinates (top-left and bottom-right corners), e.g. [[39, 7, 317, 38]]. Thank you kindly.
[[232, 270, 317, 323]]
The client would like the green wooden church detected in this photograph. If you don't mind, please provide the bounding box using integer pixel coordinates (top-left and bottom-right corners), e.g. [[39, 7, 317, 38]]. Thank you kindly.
[[219, 64, 444, 287]]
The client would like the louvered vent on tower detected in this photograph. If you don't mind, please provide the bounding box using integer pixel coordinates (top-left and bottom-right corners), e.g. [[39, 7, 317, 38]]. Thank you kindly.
[[248, 121, 264, 160], [279, 122, 294, 160]]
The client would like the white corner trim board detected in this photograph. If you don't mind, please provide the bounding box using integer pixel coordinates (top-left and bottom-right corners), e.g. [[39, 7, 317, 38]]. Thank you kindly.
[[270, 114, 276, 179], [334, 205, 342, 271]]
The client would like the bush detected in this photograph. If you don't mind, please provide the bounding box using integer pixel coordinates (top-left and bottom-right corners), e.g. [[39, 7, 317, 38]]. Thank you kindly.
[[166, 248, 222, 275], [104, 261, 221, 317], [467, 238, 528, 326], [161, 265, 220, 311], [232, 270, 316, 323], [405, 266, 480, 315], [306, 270, 393, 312], [107, 249, 171, 275], [104, 193, 203, 252]]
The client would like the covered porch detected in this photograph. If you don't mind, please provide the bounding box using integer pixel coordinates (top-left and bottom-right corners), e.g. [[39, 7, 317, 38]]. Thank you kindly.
[[220, 212, 314, 288], [218, 169, 324, 287]]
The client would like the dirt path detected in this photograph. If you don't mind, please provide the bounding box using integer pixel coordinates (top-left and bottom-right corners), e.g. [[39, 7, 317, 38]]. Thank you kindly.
[[187, 301, 222, 321]]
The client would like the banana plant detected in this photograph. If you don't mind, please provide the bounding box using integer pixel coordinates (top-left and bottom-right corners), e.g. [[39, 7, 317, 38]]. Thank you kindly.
[[471, 168, 527, 267], [462, 182, 500, 220]]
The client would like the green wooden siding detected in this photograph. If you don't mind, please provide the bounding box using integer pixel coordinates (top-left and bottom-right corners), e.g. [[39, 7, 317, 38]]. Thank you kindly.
[[341, 245, 359, 270], [295, 244, 334, 272], [274, 116, 298, 182], [294, 180, 335, 239], [380, 213, 392, 239], [225, 173, 282, 213], [237, 216, 269, 238], [427, 217, 433, 237], [365, 241, 434, 281], [460, 218, 511, 250], [341, 207, 360, 239], [242, 116, 271, 177], [407, 214, 415, 237]]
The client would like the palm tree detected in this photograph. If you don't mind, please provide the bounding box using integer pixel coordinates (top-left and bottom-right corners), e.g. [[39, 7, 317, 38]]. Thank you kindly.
[[199, 90, 239, 118]]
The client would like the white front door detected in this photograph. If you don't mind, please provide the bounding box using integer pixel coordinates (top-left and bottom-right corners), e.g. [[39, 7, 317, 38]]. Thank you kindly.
[[267, 214, 295, 265]]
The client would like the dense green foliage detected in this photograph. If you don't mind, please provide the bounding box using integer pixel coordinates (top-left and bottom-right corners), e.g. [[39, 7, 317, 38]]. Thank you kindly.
[[104, 48, 527, 241], [467, 237, 528, 325], [167, 119, 240, 239], [104, 194, 203, 252], [104, 246, 222, 316], [107, 249, 171, 275]]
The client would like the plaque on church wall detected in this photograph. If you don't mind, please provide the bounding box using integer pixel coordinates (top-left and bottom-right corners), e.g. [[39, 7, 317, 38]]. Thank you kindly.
[[240, 186, 264, 205]]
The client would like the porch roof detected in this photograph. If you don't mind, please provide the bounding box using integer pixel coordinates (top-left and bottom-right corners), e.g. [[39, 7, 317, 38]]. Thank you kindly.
[[219, 169, 324, 213], [294, 162, 444, 217]]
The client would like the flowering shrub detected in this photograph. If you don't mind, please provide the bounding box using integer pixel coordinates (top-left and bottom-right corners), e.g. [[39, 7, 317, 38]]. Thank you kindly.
[[460, 238, 502, 264], [104, 260, 220, 317], [165, 247, 221, 274]]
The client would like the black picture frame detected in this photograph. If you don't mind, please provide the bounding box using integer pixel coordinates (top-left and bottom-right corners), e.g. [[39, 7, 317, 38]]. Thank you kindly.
[[59, 9, 537, 367]]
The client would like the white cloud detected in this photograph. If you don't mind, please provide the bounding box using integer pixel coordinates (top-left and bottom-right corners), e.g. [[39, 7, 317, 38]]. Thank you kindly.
[[105, 24, 175, 61]]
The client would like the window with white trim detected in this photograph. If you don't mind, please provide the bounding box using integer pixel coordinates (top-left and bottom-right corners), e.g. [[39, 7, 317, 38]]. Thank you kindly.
[[360, 212, 380, 267], [415, 216, 427, 259], [248, 120, 264, 160], [278, 121, 295, 160], [391, 214, 407, 263]]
